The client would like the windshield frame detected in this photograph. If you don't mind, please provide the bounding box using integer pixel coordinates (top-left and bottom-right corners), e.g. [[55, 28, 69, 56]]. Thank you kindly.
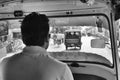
[[0, 13, 114, 68]]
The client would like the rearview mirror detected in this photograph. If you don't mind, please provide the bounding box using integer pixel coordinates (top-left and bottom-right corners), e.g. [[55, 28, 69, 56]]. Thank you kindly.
[[91, 39, 105, 48]]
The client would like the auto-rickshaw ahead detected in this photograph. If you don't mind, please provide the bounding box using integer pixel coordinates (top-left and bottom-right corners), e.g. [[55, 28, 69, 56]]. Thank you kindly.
[[64, 30, 82, 50], [0, 0, 120, 80]]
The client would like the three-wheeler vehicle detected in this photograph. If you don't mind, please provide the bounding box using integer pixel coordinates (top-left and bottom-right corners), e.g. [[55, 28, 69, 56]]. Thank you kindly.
[[0, 0, 120, 80]]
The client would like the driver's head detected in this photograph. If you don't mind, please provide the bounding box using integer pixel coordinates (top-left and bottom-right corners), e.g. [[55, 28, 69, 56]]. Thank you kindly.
[[21, 12, 49, 49]]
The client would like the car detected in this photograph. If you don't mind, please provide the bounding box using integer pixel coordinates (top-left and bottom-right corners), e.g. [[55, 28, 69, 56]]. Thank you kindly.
[[0, 0, 120, 80]]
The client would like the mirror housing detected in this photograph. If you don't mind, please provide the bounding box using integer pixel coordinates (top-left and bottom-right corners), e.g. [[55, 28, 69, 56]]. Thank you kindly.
[[91, 39, 105, 48], [115, 4, 120, 20], [114, 0, 120, 20]]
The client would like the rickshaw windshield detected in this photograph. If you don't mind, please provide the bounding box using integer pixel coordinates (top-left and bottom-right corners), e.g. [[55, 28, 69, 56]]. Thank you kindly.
[[0, 15, 113, 67]]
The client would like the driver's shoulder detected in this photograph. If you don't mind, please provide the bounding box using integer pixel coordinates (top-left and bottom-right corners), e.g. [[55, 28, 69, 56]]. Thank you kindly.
[[47, 55, 68, 69]]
